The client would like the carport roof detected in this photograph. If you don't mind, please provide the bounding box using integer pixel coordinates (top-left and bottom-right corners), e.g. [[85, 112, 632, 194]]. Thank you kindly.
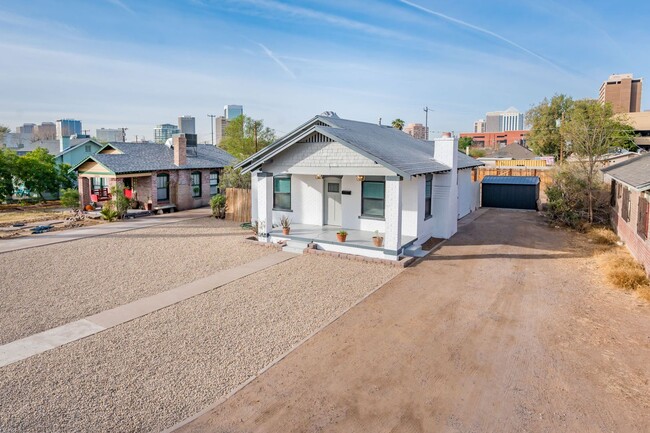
[[482, 176, 540, 185]]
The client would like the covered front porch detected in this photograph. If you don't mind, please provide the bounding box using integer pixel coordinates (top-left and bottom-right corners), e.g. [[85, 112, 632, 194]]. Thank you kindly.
[[269, 224, 417, 260]]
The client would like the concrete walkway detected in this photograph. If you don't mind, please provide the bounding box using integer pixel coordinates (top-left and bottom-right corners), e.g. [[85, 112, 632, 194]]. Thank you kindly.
[[0, 251, 296, 367], [0, 207, 212, 254]]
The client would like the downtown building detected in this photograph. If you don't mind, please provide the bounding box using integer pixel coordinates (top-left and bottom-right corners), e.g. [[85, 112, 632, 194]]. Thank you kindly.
[[213, 104, 243, 145], [484, 107, 525, 132], [96, 128, 126, 142], [154, 123, 180, 144], [56, 119, 82, 139], [599, 73, 642, 114], [178, 115, 196, 134], [403, 123, 428, 140]]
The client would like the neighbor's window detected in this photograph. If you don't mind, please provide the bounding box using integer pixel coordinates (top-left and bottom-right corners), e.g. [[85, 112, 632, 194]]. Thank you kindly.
[[361, 179, 385, 218], [622, 187, 631, 222], [610, 180, 617, 207], [191, 172, 201, 198], [425, 175, 432, 218], [210, 171, 219, 195], [91, 177, 106, 191], [157, 173, 169, 201], [638, 196, 649, 240], [273, 176, 291, 210]]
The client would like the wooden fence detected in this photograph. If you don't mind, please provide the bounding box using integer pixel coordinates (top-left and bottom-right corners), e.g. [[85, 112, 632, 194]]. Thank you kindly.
[[225, 188, 252, 223], [496, 159, 547, 167]]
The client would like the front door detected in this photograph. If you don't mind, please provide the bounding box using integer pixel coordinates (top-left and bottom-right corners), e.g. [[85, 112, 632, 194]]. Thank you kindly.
[[324, 178, 342, 226]]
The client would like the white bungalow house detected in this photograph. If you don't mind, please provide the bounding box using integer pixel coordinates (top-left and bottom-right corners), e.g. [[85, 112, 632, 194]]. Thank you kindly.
[[237, 112, 483, 260]]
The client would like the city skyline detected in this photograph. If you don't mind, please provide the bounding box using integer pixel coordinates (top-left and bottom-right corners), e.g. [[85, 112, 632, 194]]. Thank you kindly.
[[1, 0, 649, 142]]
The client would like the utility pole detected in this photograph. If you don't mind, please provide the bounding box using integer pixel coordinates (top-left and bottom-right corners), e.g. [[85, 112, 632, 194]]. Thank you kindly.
[[207, 114, 216, 146], [253, 120, 259, 153], [423, 106, 431, 140], [120, 127, 128, 142]]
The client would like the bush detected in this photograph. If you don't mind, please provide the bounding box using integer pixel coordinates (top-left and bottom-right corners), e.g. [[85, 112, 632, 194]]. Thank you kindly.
[[545, 164, 609, 229], [60, 188, 80, 209], [219, 166, 251, 190], [210, 194, 227, 218], [100, 185, 130, 221], [588, 227, 619, 246], [599, 248, 650, 294], [100, 206, 120, 222]]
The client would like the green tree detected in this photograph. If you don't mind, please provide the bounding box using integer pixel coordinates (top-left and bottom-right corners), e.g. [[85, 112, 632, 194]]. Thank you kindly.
[[458, 136, 473, 151], [391, 118, 405, 130], [526, 94, 574, 158], [0, 148, 17, 200], [60, 188, 80, 209], [219, 115, 276, 160], [0, 125, 9, 144], [14, 148, 75, 202], [560, 99, 620, 223]]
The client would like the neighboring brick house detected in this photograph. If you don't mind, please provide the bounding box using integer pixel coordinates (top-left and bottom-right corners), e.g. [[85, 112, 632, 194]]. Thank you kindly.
[[72, 134, 235, 211], [602, 154, 650, 275]]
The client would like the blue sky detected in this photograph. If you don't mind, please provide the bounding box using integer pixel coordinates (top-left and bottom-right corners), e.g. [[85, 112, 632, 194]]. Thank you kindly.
[[1, 0, 648, 143]]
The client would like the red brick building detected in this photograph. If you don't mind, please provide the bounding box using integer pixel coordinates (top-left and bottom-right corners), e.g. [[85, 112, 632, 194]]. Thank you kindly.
[[460, 130, 529, 151]]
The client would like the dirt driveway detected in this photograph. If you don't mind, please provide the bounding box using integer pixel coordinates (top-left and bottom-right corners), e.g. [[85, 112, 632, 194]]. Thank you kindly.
[[177, 209, 650, 433]]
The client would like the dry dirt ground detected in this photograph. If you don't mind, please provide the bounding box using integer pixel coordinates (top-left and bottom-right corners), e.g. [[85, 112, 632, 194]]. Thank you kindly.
[[178, 209, 650, 433]]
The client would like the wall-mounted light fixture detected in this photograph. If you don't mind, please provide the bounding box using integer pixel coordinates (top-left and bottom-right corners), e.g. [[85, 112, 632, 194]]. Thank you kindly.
[[315, 174, 323, 179], [356, 175, 365, 181]]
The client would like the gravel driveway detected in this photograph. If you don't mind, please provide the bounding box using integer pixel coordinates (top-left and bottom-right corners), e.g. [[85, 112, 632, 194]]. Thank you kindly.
[[0, 217, 274, 344], [0, 254, 400, 433]]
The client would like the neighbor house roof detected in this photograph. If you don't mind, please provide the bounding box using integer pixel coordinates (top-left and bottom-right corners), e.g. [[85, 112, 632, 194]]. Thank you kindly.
[[55, 138, 102, 157], [601, 153, 650, 191], [485, 143, 536, 159], [237, 115, 482, 177], [73, 142, 235, 174]]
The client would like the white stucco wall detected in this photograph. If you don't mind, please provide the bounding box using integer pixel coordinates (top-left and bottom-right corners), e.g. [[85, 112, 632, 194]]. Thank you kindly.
[[270, 174, 323, 226], [457, 169, 474, 219]]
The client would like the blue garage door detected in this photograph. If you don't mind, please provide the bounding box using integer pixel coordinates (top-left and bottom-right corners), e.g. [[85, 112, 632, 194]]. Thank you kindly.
[[481, 176, 539, 210]]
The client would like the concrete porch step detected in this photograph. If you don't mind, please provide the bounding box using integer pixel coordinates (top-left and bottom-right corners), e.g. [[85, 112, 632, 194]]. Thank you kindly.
[[403, 245, 427, 258], [283, 240, 309, 255]]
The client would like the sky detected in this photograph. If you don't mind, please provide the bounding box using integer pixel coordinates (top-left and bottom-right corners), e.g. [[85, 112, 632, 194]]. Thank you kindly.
[[1, 0, 649, 143]]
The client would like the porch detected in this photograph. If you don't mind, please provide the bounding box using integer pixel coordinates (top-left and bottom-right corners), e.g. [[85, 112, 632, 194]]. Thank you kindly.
[[269, 224, 417, 259]]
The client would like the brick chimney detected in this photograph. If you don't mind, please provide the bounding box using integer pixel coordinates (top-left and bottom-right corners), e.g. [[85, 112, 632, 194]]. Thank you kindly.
[[173, 134, 187, 166]]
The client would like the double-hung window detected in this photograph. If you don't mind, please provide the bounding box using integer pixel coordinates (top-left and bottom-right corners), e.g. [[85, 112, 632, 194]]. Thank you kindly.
[[361, 179, 385, 218], [425, 175, 432, 218], [638, 196, 649, 240], [191, 172, 201, 198], [157, 174, 169, 201], [622, 187, 631, 222], [273, 176, 291, 210], [209, 171, 219, 195]]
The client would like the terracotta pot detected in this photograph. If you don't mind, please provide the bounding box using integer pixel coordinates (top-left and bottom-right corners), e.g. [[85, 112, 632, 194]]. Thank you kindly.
[[336, 233, 347, 242], [372, 236, 384, 247], [282, 227, 291, 235], [85, 204, 94, 211]]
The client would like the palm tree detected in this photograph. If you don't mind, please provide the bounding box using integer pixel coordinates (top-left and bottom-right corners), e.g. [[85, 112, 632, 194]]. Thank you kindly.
[[391, 118, 405, 130]]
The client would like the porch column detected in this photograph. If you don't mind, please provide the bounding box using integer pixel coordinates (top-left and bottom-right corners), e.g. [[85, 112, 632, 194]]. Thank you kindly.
[[384, 176, 403, 256], [79, 177, 91, 208], [256, 172, 273, 241]]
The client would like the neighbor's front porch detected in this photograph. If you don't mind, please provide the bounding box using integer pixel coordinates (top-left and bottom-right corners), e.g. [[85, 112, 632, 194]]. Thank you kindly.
[[269, 224, 417, 260]]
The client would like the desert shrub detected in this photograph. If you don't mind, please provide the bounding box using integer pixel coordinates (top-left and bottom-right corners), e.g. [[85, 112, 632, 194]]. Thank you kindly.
[[545, 164, 609, 230], [60, 188, 80, 209], [100, 185, 129, 221], [210, 194, 227, 218], [100, 205, 120, 222], [599, 248, 650, 292], [469, 148, 486, 158], [588, 227, 619, 246]]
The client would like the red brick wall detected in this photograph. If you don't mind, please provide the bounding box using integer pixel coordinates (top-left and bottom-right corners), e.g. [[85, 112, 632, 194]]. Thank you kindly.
[[611, 188, 650, 276]]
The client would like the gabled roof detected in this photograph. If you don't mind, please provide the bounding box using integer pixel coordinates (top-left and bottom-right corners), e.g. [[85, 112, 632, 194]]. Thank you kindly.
[[55, 138, 103, 157], [72, 142, 235, 174], [236, 115, 482, 177], [601, 153, 650, 191], [485, 143, 536, 159]]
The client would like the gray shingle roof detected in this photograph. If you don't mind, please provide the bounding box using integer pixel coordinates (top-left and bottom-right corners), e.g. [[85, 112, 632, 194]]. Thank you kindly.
[[486, 143, 536, 159], [238, 115, 482, 177], [601, 153, 650, 190], [88, 142, 235, 174]]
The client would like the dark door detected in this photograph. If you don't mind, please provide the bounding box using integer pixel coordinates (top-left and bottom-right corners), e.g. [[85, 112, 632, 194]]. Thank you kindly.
[[482, 183, 538, 210]]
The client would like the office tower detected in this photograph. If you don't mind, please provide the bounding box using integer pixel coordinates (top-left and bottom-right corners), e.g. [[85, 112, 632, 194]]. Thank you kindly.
[[403, 123, 429, 140], [599, 73, 643, 113], [473, 119, 485, 133], [214, 116, 229, 145], [16, 123, 35, 135], [224, 105, 243, 120], [484, 108, 524, 132], [96, 128, 126, 142], [178, 115, 196, 134], [56, 119, 82, 138], [33, 122, 57, 140], [154, 123, 180, 144]]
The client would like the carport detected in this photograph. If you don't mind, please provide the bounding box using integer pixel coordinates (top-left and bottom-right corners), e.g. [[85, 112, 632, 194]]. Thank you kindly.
[[481, 176, 539, 210]]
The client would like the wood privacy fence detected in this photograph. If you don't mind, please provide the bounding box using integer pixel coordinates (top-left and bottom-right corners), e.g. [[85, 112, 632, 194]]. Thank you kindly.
[[225, 188, 252, 223]]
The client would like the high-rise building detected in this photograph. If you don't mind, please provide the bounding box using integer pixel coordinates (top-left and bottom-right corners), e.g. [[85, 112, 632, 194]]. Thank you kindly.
[[484, 108, 524, 132], [224, 105, 243, 120], [56, 119, 82, 139], [214, 116, 229, 145], [178, 115, 196, 134], [96, 128, 126, 142], [154, 123, 180, 144], [16, 123, 35, 135], [33, 122, 57, 140], [599, 73, 643, 114], [473, 119, 485, 133], [403, 123, 429, 140]]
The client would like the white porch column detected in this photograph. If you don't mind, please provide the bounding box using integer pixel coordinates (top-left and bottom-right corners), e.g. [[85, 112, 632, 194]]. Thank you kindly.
[[384, 176, 403, 256], [256, 172, 273, 241]]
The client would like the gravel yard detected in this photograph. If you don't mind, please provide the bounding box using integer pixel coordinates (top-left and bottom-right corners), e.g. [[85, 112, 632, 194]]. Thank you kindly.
[[0, 217, 274, 344], [0, 254, 400, 433]]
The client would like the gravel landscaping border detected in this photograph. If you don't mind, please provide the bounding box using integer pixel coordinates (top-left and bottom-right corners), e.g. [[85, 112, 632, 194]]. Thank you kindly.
[[0, 217, 275, 344], [0, 254, 400, 433]]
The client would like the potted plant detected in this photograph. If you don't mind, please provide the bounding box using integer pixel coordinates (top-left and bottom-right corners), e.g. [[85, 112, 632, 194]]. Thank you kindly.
[[336, 230, 348, 242], [280, 215, 291, 235], [372, 230, 384, 247]]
